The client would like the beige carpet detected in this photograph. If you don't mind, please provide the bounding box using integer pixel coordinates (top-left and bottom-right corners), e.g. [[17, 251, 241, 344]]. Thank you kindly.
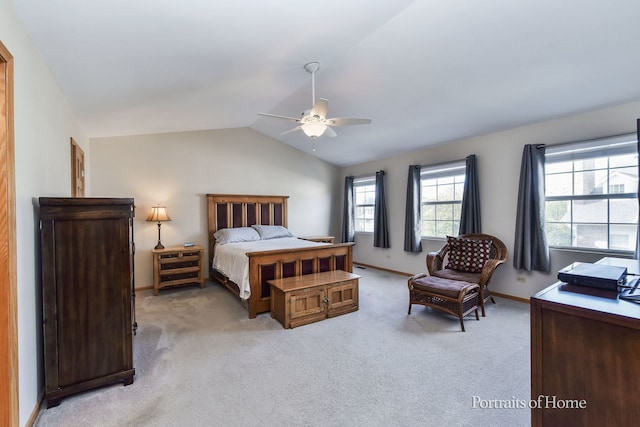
[[34, 266, 531, 426]]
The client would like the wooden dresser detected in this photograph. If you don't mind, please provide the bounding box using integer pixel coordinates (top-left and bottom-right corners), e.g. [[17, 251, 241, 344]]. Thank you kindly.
[[39, 197, 136, 407], [530, 257, 640, 426]]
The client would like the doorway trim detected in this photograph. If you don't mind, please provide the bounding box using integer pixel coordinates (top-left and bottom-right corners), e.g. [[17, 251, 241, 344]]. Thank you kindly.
[[0, 39, 19, 427]]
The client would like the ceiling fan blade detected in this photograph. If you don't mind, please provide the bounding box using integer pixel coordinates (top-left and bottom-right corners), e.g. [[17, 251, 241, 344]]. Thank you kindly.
[[280, 126, 303, 136], [258, 112, 301, 123], [326, 117, 371, 126], [310, 98, 329, 118], [325, 126, 337, 138]]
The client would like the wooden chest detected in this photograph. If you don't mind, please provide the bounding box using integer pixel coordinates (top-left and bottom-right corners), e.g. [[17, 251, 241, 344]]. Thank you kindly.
[[269, 270, 360, 328]]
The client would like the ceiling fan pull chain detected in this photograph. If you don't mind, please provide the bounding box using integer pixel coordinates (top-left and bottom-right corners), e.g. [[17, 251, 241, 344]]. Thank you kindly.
[[310, 65, 316, 106]]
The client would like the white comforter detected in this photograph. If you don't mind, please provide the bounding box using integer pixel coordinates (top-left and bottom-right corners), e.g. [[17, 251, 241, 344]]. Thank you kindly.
[[212, 237, 328, 299]]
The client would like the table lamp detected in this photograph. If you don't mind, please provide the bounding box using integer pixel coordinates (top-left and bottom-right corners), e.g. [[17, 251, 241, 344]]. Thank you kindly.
[[146, 206, 171, 249]]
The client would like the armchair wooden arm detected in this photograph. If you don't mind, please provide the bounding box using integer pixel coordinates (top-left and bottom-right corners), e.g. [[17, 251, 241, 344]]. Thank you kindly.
[[426, 245, 449, 275], [478, 257, 507, 287]]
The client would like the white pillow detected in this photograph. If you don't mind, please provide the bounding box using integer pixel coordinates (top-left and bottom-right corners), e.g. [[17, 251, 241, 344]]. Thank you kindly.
[[214, 227, 261, 245], [251, 225, 294, 240]]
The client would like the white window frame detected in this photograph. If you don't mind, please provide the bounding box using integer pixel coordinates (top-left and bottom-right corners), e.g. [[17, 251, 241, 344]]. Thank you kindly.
[[420, 160, 466, 239], [354, 176, 376, 233], [545, 133, 638, 253]]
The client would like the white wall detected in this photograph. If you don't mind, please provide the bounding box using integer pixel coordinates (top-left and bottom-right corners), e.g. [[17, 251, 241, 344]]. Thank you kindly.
[[90, 128, 340, 289], [3, 0, 639, 419], [0, 0, 90, 424], [340, 101, 640, 300]]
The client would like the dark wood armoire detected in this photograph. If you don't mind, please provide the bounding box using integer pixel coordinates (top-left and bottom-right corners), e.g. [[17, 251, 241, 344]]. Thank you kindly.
[[39, 197, 136, 407]]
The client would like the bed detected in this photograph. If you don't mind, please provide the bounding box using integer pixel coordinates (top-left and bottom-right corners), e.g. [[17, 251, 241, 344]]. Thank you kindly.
[[207, 194, 354, 318]]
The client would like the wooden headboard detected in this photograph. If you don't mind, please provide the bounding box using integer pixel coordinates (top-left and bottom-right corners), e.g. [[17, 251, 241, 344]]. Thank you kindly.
[[207, 194, 289, 261]]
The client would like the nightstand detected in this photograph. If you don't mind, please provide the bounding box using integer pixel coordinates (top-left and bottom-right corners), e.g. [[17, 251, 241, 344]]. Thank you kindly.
[[299, 236, 335, 244], [152, 245, 204, 295]]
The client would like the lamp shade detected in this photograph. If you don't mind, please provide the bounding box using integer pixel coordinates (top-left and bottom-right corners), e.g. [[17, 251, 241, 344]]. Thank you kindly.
[[146, 206, 171, 222]]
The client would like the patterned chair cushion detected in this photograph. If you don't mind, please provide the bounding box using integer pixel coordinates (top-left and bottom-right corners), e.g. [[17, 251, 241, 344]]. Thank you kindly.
[[411, 276, 476, 299], [432, 268, 480, 284], [445, 236, 493, 273]]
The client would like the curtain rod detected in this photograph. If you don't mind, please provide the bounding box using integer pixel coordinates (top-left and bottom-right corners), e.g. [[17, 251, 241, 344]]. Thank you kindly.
[[349, 170, 385, 180], [348, 156, 477, 178], [348, 156, 476, 178], [418, 156, 470, 169], [535, 131, 636, 150]]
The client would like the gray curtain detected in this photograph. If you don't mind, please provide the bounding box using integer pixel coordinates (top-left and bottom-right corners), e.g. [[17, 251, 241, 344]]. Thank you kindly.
[[374, 170, 390, 248], [459, 154, 481, 234], [404, 165, 422, 253], [513, 144, 550, 272], [342, 176, 355, 243]]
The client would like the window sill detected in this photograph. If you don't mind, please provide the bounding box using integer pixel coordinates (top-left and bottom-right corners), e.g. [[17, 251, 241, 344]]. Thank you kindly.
[[550, 246, 635, 258]]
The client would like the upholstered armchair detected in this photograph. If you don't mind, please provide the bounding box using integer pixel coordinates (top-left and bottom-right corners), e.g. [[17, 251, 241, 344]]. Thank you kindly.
[[427, 233, 507, 316]]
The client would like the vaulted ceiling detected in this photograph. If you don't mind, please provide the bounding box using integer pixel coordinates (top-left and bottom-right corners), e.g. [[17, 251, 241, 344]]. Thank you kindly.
[[12, 0, 640, 166]]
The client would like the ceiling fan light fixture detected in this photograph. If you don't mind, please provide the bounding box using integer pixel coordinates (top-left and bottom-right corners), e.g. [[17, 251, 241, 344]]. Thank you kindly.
[[257, 60, 371, 142], [302, 123, 327, 139]]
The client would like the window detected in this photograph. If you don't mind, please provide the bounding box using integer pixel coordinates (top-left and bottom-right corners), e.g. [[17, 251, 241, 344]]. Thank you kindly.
[[354, 176, 376, 232], [545, 134, 638, 252], [420, 160, 466, 238]]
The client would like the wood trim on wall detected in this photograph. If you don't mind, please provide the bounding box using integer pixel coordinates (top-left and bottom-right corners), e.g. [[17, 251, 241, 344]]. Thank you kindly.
[[70, 137, 84, 197], [0, 40, 19, 427]]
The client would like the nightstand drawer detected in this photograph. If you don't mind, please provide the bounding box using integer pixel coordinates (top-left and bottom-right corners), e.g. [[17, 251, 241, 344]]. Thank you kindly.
[[159, 259, 200, 270], [159, 250, 201, 260]]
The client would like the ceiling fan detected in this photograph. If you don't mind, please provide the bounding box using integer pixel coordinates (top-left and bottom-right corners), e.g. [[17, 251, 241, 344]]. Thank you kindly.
[[259, 62, 371, 140]]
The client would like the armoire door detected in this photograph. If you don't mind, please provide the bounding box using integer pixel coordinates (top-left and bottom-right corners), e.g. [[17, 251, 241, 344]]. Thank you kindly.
[[47, 217, 132, 387]]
